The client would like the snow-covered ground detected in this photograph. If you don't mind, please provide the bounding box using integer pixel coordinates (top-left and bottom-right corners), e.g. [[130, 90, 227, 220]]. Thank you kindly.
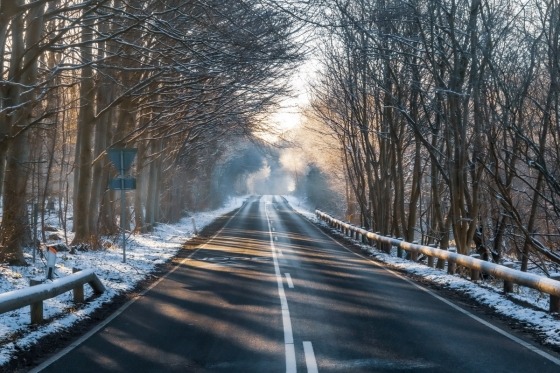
[[1, 195, 559, 368], [284, 195, 560, 349], [0, 197, 246, 367]]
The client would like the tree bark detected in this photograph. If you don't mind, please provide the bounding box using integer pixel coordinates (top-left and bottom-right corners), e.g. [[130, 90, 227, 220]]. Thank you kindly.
[[0, 1, 44, 263], [72, 15, 96, 245]]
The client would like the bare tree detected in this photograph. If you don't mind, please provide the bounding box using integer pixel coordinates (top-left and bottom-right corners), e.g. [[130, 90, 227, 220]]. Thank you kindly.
[[0, 0, 303, 261], [306, 0, 560, 270]]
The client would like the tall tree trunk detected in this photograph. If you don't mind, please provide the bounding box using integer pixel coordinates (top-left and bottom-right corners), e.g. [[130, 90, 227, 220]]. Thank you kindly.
[[134, 141, 147, 232], [1, 1, 44, 263], [406, 140, 422, 242], [72, 16, 96, 245], [145, 140, 162, 231]]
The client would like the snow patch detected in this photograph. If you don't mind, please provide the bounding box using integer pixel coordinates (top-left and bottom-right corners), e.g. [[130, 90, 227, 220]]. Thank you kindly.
[[0, 197, 245, 367]]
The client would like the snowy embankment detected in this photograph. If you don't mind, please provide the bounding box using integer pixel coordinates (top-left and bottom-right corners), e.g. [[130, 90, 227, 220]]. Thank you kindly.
[[283, 195, 560, 349], [0, 198, 245, 367]]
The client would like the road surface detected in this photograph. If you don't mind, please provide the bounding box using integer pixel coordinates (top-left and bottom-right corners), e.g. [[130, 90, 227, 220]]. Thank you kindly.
[[34, 196, 560, 372]]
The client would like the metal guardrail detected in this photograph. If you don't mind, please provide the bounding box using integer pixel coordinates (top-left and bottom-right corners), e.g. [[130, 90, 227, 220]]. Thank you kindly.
[[316, 210, 560, 313], [0, 268, 105, 323]]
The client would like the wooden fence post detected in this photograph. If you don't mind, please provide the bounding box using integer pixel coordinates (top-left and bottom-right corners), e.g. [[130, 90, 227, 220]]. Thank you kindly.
[[427, 244, 436, 268], [447, 248, 457, 275], [411, 241, 419, 262], [549, 273, 560, 313], [503, 262, 514, 293], [367, 230, 374, 246], [361, 228, 367, 244], [470, 254, 481, 281], [73, 268, 85, 303], [30, 279, 44, 324]]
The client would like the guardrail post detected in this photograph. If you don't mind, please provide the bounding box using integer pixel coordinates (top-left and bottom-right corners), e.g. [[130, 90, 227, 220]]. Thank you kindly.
[[385, 237, 392, 254], [313, 210, 560, 313], [549, 273, 560, 313], [30, 278, 44, 324], [436, 255, 446, 270], [377, 233, 390, 254], [470, 254, 481, 281], [72, 268, 85, 303], [411, 241, 419, 261], [375, 233, 382, 252], [396, 238, 404, 258], [447, 248, 457, 275], [427, 244, 436, 267], [503, 262, 514, 293]]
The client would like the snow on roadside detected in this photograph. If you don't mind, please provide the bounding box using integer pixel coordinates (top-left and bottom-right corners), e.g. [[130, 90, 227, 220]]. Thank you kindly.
[[285, 195, 560, 348], [2, 194, 559, 368], [0, 197, 245, 367]]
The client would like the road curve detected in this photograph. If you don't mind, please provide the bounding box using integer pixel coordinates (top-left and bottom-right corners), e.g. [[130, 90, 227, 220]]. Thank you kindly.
[[33, 195, 560, 372]]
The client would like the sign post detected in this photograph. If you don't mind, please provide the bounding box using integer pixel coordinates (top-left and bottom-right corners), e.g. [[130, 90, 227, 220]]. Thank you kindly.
[[108, 148, 137, 263], [46, 246, 57, 280]]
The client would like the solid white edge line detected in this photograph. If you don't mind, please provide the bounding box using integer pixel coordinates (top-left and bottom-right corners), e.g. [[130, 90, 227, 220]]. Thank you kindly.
[[303, 341, 319, 373], [302, 210, 560, 367], [285, 273, 294, 289], [406, 273, 560, 366], [29, 201, 247, 373]]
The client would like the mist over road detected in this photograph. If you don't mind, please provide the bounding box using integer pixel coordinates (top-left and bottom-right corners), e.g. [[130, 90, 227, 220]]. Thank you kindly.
[[36, 196, 560, 372]]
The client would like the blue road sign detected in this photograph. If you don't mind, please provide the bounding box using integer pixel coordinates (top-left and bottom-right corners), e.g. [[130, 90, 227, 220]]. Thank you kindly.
[[108, 148, 137, 173], [109, 177, 137, 190]]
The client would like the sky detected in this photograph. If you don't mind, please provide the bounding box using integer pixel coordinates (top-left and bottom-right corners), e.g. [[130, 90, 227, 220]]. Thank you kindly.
[[268, 56, 318, 135]]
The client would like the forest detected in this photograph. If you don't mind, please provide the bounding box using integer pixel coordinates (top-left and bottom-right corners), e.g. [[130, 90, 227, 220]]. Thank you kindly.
[[0, 0, 302, 264], [295, 0, 560, 274], [2, 0, 560, 276]]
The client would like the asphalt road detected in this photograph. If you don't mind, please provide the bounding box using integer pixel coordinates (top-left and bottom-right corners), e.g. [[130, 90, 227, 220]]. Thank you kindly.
[[34, 195, 560, 372]]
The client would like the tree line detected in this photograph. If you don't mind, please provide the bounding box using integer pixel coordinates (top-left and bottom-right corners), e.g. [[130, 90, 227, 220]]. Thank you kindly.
[[305, 0, 560, 273], [0, 0, 301, 264]]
